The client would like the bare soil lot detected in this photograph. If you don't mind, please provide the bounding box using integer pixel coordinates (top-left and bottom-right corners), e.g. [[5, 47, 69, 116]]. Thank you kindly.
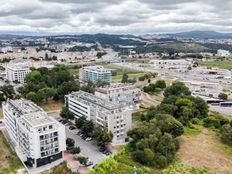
[[177, 128, 232, 174]]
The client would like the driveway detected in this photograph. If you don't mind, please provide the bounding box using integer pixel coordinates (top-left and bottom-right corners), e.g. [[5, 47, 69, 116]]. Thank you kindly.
[[65, 127, 108, 166]]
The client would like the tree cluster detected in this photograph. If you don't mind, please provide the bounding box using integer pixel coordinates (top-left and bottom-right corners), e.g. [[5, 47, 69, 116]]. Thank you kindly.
[[128, 114, 183, 168], [18, 65, 80, 103], [143, 80, 166, 93], [138, 73, 157, 81], [128, 82, 209, 168], [75, 116, 113, 146], [203, 113, 232, 146], [0, 85, 17, 104]]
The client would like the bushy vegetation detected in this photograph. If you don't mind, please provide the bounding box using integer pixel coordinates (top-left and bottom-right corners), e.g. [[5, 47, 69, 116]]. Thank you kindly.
[[203, 112, 232, 146], [0, 84, 17, 105], [218, 93, 228, 100], [138, 73, 158, 81], [127, 82, 209, 168], [128, 115, 183, 168], [143, 80, 166, 93]]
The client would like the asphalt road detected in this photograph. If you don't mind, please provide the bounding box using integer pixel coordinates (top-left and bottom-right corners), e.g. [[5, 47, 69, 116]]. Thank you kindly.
[[65, 127, 107, 166]]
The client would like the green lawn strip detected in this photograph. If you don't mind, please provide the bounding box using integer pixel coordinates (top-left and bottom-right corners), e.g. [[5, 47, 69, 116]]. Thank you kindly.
[[184, 125, 203, 136], [0, 107, 3, 119], [223, 144, 232, 155], [198, 61, 232, 70], [162, 161, 213, 174], [112, 72, 147, 82], [0, 131, 23, 174]]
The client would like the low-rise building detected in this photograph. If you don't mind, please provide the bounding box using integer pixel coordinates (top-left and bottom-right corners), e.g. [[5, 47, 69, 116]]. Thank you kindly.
[[95, 83, 141, 110], [65, 91, 131, 145], [5, 62, 31, 83], [149, 59, 192, 70], [217, 49, 230, 57], [79, 66, 112, 84], [3, 99, 66, 170]]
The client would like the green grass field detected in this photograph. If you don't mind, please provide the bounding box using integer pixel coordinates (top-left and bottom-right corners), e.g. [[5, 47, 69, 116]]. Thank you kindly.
[[184, 125, 203, 136], [103, 64, 146, 82], [198, 61, 232, 70], [0, 131, 23, 174], [0, 107, 3, 119]]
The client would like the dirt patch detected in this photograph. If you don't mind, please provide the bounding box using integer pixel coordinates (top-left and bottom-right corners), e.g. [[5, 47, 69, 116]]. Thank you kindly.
[[177, 129, 232, 174]]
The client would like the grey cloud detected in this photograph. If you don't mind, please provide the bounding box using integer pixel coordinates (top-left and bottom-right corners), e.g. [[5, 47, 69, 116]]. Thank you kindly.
[[0, 0, 230, 34]]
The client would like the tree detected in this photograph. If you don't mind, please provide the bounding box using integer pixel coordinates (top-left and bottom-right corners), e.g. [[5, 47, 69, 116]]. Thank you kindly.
[[144, 148, 155, 162], [93, 126, 113, 146], [0, 85, 15, 99], [121, 72, 128, 83], [57, 81, 79, 100], [26, 70, 42, 84], [75, 116, 87, 129], [82, 120, 95, 136], [66, 138, 75, 149], [163, 82, 191, 97], [88, 156, 118, 174], [60, 107, 74, 120], [26, 92, 40, 103], [155, 80, 166, 89], [81, 81, 95, 94], [96, 80, 110, 87], [221, 123, 232, 145], [218, 93, 228, 100], [38, 87, 57, 102]]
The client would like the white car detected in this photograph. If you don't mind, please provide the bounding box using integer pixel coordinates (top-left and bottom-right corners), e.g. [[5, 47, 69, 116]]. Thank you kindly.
[[85, 137, 92, 141]]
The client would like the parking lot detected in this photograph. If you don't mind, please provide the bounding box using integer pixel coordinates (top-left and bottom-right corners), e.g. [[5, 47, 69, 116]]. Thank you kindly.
[[65, 125, 108, 166]]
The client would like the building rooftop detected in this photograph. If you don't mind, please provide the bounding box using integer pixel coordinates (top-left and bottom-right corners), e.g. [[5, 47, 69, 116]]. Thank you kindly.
[[23, 112, 55, 128], [82, 66, 111, 73], [7, 98, 43, 115], [6, 62, 31, 71], [96, 83, 140, 93], [68, 91, 123, 110]]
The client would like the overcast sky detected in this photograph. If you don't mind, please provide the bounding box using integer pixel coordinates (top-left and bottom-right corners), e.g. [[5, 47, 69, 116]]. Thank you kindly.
[[0, 0, 231, 35]]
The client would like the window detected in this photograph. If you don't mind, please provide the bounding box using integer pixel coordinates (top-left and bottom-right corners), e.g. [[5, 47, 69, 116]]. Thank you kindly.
[[49, 125, 53, 129]]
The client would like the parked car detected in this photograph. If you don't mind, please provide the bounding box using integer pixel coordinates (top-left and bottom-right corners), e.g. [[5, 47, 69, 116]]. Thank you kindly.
[[103, 149, 112, 156], [85, 159, 93, 167], [85, 137, 92, 141], [99, 146, 105, 152], [69, 125, 76, 130]]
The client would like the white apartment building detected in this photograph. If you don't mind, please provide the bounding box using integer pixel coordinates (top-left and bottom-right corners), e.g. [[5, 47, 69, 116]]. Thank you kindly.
[[79, 66, 112, 84], [65, 91, 132, 145], [217, 49, 231, 57], [3, 99, 66, 170], [95, 83, 141, 110], [5, 62, 31, 84], [149, 59, 192, 70]]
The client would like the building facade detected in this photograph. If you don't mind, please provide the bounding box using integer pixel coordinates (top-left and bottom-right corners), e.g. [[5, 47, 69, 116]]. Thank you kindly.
[[5, 62, 31, 84], [79, 66, 112, 84], [217, 49, 230, 57], [65, 91, 132, 145], [3, 99, 66, 169], [95, 83, 141, 110]]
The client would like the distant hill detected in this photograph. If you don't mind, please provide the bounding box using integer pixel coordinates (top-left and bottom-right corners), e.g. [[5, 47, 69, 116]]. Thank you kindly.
[[173, 31, 232, 39]]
